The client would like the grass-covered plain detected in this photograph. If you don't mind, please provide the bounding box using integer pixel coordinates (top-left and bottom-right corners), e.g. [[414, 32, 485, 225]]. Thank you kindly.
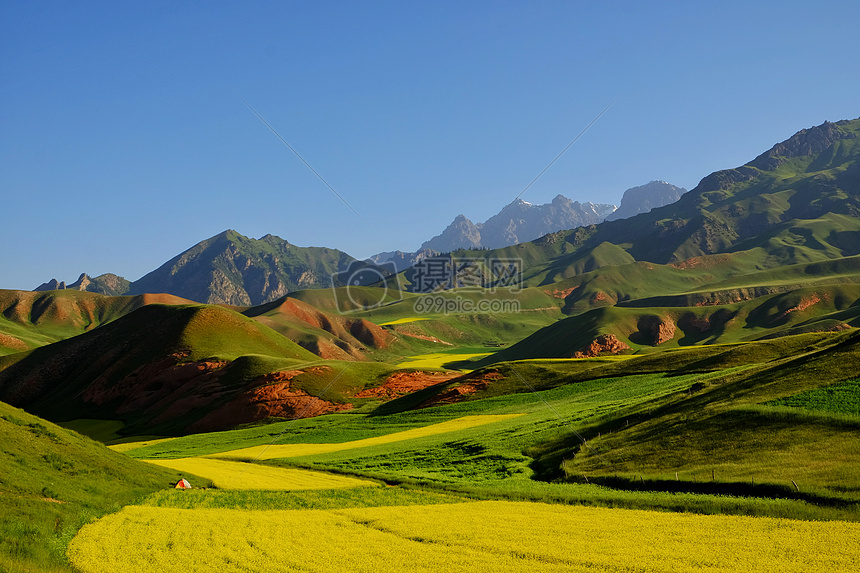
[[67, 501, 860, 573], [212, 414, 522, 460], [768, 378, 860, 416], [140, 485, 466, 510], [116, 331, 860, 526], [144, 457, 378, 490]]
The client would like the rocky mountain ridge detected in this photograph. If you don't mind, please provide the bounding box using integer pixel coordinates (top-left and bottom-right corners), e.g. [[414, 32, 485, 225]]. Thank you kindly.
[[35, 182, 684, 300], [422, 195, 617, 253], [35, 231, 357, 306], [373, 182, 684, 270], [35, 273, 130, 296]]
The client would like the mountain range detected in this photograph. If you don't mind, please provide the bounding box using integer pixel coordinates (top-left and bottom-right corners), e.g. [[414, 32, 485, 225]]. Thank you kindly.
[[413, 180, 688, 253], [372, 181, 684, 271], [461, 117, 860, 360], [36, 230, 357, 306], [421, 196, 617, 252], [33, 181, 685, 304], [4, 115, 860, 436]]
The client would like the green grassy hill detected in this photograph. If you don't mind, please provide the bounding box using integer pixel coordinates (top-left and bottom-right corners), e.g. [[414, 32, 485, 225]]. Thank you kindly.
[[0, 289, 192, 356], [0, 400, 198, 572], [391, 119, 860, 305], [469, 283, 860, 364], [551, 330, 860, 504], [242, 296, 395, 360], [0, 304, 323, 435], [0, 299, 516, 437]]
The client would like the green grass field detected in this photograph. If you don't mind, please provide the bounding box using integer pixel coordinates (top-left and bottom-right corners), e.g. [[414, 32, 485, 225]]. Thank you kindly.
[[120, 330, 860, 522], [0, 401, 206, 573], [768, 378, 860, 416], [5, 326, 860, 570]]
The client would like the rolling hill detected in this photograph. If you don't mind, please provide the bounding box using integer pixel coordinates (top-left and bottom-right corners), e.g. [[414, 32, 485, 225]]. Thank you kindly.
[[0, 399, 194, 572], [241, 296, 394, 360], [0, 304, 324, 434], [0, 298, 477, 435], [0, 289, 193, 356]]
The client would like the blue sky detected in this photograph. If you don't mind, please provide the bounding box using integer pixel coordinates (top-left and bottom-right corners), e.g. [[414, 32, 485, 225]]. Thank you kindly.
[[2, 1, 859, 290]]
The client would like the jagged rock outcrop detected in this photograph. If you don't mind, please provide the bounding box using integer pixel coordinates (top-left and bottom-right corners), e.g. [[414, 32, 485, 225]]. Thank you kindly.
[[373, 193, 620, 269], [35, 278, 66, 291], [637, 315, 676, 345], [572, 334, 631, 358], [34, 273, 130, 296], [422, 195, 617, 253]]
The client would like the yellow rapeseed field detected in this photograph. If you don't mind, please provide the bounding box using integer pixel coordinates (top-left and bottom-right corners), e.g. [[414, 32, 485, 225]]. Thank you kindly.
[[108, 437, 177, 453], [144, 457, 378, 490], [396, 351, 491, 369], [68, 500, 860, 572], [376, 317, 431, 326], [214, 414, 522, 460]]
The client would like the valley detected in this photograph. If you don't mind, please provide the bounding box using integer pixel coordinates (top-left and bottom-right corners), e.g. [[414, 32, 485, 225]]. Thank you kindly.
[[2, 117, 860, 572]]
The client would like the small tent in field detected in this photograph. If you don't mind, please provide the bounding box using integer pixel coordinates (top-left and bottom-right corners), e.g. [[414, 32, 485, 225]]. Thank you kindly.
[[174, 478, 191, 489]]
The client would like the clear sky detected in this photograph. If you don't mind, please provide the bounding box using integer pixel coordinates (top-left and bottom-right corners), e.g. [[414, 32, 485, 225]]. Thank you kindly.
[[2, 1, 859, 290]]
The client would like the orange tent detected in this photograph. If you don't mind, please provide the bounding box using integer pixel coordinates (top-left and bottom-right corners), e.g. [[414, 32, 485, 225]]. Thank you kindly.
[[174, 478, 191, 489]]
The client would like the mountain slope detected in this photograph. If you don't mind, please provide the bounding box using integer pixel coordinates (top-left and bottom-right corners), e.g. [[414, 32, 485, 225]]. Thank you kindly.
[[243, 296, 394, 360], [0, 289, 193, 356], [597, 119, 860, 264], [420, 118, 860, 291], [129, 230, 356, 305], [0, 399, 191, 571], [0, 304, 322, 434], [387, 117, 860, 360]]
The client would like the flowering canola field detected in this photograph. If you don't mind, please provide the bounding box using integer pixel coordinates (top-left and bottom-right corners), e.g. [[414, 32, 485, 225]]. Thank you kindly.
[[144, 457, 378, 490], [68, 500, 860, 572], [395, 351, 492, 369], [108, 436, 177, 453], [214, 414, 522, 460]]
